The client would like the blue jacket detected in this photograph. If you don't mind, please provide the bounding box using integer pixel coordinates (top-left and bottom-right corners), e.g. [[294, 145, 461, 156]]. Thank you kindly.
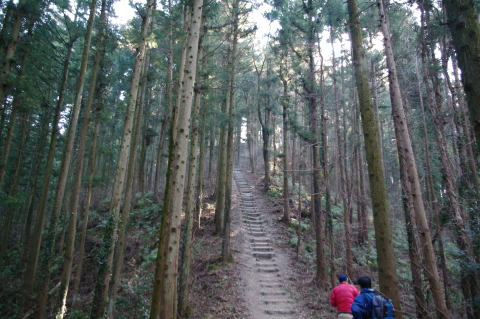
[[351, 288, 376, 319], [351, 288, 395, 319]]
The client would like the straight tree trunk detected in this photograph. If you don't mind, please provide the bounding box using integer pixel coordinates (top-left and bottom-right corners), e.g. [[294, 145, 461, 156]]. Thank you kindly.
[[137, 62, 150, 196], [247, 115, 255, 173], [347, 0, 403, 314], [195, 106, 207, 228], [55, 1, 108, 316], [22, 38, 75, 305], [72, 99, 102, 303], [377, 1, 450, 317], [34, 0, 97, 314], [0, 110, 29, 252], [149, 1, 203, 317], [280, 71, 289, 223], [0, 0, 24, 127], [214, 103, 227, 233], [442, 0, 480, 151], [107, 60, 147, 319], [178, 50, 204, 316], [415, 56, 453, 310], [154, 0, 174, 198], [22, 105, 50, 249], [222, 0, 239, 261], [330, 31, 354, 273], [398, 161, 428, 319], [419, 6, 478, 316], [89, 1, 154, 316], [301, 1, 326, 285], [255, 58, 270, 188]]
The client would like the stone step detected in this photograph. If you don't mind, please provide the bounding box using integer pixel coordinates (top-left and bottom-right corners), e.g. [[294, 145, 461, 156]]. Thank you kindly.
[[252, 246, 272, 252], [250, 238, 271, 243], [255, 261, 277, 266], [264, 309, 295, 316], [260, 291, 287, 296], [257, 267, 279, 273], [244, 223, 263, 227], [244, 220, 263, 225], [249, 231, 266, 237], [260, 284, 283, 289], [253, 251, 275, 259], [263, 300, 291, 305], [252, 242, 273, 248]]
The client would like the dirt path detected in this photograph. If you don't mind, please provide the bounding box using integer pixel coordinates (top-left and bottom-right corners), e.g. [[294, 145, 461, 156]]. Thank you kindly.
[[232, 169, 299, 318]]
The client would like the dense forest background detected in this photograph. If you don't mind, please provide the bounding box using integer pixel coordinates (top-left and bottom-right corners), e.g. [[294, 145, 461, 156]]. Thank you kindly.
[[0, 0, 479, 318]]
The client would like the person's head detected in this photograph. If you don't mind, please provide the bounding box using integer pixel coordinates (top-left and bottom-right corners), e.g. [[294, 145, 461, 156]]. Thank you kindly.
[[337, 274, 348, 283], [356, 276, 372, 289]]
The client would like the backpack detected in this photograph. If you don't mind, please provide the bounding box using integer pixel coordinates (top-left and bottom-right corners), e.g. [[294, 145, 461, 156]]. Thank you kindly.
[[370, 292, 395, 319]]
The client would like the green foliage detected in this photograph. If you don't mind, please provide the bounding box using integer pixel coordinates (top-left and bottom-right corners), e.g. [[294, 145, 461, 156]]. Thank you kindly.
[[352, 244, 377, 269], [288, 236, 298, 247], [267, 185, 282, 198], [68, 310, 90, 319], [0, 246, 23, 318], [289, 218, 310, 231]]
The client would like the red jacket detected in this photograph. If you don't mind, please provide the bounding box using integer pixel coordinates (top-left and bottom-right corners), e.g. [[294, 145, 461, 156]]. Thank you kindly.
[[330, 282, 360, 313]]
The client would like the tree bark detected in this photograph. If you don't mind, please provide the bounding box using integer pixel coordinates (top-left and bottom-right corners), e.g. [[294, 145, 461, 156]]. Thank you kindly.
[[419, 5, 478, 316], [149, 1, 203, 317], [222, 0, 239, 261], [21, 38, 75, 306], [33, 0, 97, 314], [280, 68, 290, 224], [107, 58, 147, 319], [347, 0, 403, 314], [377, 1, 450, 317], [55, 1, 107, 316], [178, 68, 203, 318], [89, 1, 154, 316], [442, 0, 480, 152]]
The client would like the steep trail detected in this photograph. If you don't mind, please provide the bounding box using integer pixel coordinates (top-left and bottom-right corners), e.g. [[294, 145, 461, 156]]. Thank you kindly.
[[232, 168, 298, 318]]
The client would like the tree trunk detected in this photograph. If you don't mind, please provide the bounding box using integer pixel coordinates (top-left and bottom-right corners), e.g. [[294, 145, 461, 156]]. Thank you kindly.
[[214, 106, 227, 233], [34, 0, 97, 313], [222, 0, 239, 261], [21, 38, 75, 306], [0, 0, 24, 121], [377, 1, 450, 317], [178, 68, 203, 318], [149, 1, 203, 317], [442, 0, 480, 152], [347, 0, 402, 314], [195, 108, 207, 228], [89, 1, 154, 316], [419, 5, 478, 316], [280, 74, 289, 223], [72, 100, 102, 303], [137, 62, 150, 196], [107, 59, 147, 319], [301, 2, 326, 285]]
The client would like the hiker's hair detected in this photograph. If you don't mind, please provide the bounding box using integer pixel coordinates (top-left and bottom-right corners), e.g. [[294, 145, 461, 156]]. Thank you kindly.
[[356, 276, 372, 289]]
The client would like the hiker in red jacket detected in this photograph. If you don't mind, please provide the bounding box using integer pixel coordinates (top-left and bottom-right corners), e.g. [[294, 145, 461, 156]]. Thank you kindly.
[[330, 274, 360, 318]]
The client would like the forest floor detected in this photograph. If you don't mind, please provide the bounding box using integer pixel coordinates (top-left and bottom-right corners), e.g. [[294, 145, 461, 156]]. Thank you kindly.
[[190, 160, 335, 319]]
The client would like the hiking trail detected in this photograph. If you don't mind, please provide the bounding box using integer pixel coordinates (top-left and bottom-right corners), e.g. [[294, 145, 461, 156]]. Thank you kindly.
[[231, 168, 299, 319]]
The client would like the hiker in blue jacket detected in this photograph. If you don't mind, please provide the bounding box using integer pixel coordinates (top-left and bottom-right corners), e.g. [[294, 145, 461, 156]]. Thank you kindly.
[[351, 276, 395, 319]]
